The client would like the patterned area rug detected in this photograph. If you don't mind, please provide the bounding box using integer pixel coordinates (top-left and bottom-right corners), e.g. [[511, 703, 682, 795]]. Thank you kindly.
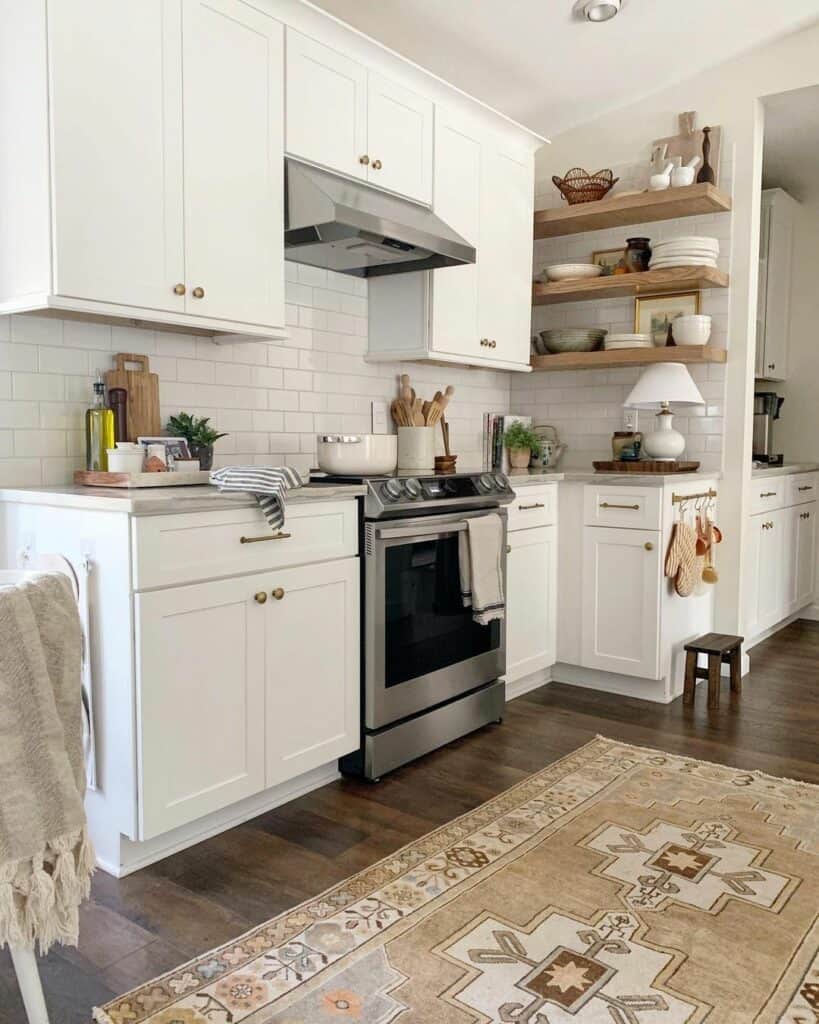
[[94, 737, 819, 1024]]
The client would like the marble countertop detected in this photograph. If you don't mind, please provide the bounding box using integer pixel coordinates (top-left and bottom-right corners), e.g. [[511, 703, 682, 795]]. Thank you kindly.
[[504, 469, 564, 486], [0, 483, 367, 515], [751, 463, 819, 479], [557, 469, 721, 486]]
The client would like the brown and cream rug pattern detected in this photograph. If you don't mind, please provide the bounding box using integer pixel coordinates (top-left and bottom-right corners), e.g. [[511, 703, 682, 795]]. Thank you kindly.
[[95, 737, 819, 1024]]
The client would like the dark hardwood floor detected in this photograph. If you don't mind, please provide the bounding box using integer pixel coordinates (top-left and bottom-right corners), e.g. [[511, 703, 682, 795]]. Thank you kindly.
[[2, 620, 817, 1023]]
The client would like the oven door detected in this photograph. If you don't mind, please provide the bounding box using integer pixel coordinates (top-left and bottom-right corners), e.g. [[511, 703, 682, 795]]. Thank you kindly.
[[365, 508, 507, 730]]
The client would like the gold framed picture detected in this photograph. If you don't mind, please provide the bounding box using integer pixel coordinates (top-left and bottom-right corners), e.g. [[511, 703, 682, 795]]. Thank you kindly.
[[592, 247, 625, 276], [634, 291, 701, 346]]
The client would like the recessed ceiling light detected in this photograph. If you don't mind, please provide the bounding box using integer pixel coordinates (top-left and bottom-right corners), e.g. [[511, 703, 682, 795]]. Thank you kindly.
[[584, 0, 621, 22]]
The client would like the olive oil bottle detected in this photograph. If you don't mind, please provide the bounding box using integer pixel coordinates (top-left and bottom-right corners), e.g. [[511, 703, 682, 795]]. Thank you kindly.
[[85, 373, 115, 472]]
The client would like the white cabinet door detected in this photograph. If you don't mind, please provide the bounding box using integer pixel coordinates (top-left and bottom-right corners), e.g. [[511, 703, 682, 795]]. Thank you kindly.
[[48, 0, 185, 312], [428, 109, 482, 359], [795, 503, 816, 610], [744, 514, 763, 640], [265, 559, 359, 786], [182, 0, 284, 328], [366, 73, 433, 203], [581, 527, 661, 679], [758, 189, 796, 381], [478, 142, 534, 366], [135, 575, 266, 839], [506, 526, 556, 683], [285, 29, 367, 181], [756, 510, 784, 631]]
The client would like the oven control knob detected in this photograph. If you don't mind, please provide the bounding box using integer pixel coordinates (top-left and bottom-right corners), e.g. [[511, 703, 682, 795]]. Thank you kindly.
[[382, 479, 404, 501], [404, 478, 422, 498], [478, 473, 495, 493], [493, 473, 508, 491]]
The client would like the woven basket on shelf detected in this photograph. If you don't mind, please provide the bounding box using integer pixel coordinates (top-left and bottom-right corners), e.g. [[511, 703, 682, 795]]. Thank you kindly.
[[552, 167, 619, 205]]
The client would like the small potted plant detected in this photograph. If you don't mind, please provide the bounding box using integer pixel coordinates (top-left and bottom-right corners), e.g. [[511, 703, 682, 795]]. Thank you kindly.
[[503, 421, 542, 469], [166, 412, 227, 471]]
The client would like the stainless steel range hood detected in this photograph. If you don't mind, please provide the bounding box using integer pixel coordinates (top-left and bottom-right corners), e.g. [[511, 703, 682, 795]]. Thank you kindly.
[[284, 159, 476, 278]]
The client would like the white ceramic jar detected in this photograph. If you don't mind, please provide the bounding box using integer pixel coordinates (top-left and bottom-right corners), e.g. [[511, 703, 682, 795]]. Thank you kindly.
[[397, 427, 435, 471]]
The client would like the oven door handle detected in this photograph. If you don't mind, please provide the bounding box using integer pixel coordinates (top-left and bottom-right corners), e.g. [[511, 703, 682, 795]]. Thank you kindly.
[[376, 522, 470, 540]]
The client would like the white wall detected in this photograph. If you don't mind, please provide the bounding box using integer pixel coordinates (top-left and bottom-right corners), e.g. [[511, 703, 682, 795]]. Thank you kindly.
[[525, 19, 819, 635], [773, 192, 819, 462], [0, 265, 511, 486]]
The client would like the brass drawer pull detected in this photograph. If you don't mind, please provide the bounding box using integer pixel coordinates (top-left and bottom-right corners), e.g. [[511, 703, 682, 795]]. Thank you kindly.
[[798, 485, 813, 492], [359, 154, 370, 165], [372, 158, 382, 170], [240, 532, 291, 544], [192, 286, 205, 298], [518, 502, 545, 510], [254, 591, 267, 604], [506, 544, 512, 554], [600, 502, 640, 511], [272, 587, 285, 600], [644, 542, 654, 551], [760, 491, 777, 498], [173, 283, 186, 295]]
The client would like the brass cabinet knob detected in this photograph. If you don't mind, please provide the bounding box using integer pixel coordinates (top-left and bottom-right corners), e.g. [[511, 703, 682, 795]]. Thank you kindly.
[[644, 542, 654, 551], [480, 338, 489, 347], [359, 154, 370, 165], [254, 591, 267, 604], [173, 283, 186, 295], [490, 340, 497, 348], [272, 587, 285, 600], [506, 544, 512, 554], [372, 159, 382, 170], [192, 286, 205, 299]]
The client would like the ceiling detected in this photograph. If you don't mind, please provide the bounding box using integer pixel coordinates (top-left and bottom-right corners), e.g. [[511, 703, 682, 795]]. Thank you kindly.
[[763, 85, 819, 201], [309, 0, 819, 138]]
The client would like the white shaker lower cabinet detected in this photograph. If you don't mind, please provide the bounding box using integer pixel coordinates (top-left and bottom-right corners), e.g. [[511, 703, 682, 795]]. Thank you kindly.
[[504, 485, 557, 692], [265, 559, 359, 787], [581, 527, 661, 679], [745, 473, 817, 645], [135, 576, 267, 840]]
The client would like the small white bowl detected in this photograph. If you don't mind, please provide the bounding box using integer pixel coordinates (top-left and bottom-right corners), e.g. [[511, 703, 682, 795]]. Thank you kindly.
[[107, 448, 145, 473], [544, 263, 603, 283], [673, 314, 712, 346]]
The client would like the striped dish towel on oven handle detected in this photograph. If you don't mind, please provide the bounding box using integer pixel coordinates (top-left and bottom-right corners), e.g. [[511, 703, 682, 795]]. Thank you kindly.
[[210, 466, 305, 531]]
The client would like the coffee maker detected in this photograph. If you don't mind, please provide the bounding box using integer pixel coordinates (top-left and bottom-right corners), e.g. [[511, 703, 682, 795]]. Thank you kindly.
[[752, 392, 785, 465]]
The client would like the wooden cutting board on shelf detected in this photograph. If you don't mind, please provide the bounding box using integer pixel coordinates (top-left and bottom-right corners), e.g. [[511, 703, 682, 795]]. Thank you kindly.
[[104, 353, 160, 441]]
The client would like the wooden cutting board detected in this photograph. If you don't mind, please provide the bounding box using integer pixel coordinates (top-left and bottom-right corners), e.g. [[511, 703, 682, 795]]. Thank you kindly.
[[104, 353, 160, 441]]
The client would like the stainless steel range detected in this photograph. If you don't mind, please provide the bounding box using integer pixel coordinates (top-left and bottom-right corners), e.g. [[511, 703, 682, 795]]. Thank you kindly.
[[331, 471, 514, 780]]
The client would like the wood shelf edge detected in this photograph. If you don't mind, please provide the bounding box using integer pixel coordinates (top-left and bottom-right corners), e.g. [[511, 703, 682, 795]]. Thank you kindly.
[[532, 266, 729, 305], [529, 345, 727, 372], [533, 183, 732, 240]]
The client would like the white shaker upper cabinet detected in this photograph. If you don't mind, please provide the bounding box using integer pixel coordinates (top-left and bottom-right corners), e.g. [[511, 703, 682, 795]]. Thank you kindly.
[[366, 73, 433, 204], [48, 0, 185, 312], [285, 30, 368, 182], [478, 143, 534, 367], [182, 0, 284, 327], [427, 109, 482, 358]]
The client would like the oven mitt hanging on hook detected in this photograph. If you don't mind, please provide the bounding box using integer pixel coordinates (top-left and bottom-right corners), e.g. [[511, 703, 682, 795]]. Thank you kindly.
[[664, 520, 699, 597]]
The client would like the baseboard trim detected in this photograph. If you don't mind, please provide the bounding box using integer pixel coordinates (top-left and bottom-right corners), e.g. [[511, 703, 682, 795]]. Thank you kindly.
[[803, 603, 819, 622], [505, 666, 553, 701], [746, 604, 817, 652], [550, 663, 674, 704], [106, 763, 341, 877]]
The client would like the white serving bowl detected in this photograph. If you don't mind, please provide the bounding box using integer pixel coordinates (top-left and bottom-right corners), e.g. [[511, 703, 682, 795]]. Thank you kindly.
[[544, 263, 603, 283], [672, 314, 712, 346], [317, 433, 397, 475]]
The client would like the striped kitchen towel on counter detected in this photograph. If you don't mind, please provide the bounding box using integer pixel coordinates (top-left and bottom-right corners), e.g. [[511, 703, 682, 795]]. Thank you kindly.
[[210, 466, 305, 531]]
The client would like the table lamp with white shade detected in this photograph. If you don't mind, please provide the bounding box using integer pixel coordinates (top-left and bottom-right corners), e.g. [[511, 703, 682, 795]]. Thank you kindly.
[[623, 362, 705, 460]]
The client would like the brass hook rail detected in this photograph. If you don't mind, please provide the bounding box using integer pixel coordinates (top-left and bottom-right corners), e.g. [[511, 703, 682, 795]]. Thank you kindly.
[[672, 488, 718, 505]]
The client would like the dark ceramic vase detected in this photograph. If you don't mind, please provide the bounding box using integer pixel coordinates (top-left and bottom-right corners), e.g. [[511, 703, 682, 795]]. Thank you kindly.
[[189, 442, 214, 470], [625, 237, 652, 273]]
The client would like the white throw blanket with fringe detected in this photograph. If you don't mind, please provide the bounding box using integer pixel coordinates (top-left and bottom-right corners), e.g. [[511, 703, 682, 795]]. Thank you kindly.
[[210, 465, 305, 531], [0, 573, 94, 953]]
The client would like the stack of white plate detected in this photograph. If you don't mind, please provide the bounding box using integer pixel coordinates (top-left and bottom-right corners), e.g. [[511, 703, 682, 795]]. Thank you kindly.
[[604, 333, 653, 350], [649, 236, 719, 270]]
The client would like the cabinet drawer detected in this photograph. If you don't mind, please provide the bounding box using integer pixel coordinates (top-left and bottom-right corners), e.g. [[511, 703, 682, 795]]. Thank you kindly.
[[508, 486, 557, 531], [786, 472, 818, 506], [751, 477, 785, 515], [133, 499, 359, 589], [583, 486, 661, 530]]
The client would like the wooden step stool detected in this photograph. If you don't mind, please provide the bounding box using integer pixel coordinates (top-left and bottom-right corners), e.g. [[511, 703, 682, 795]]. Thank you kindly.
[[683, 633, 744, 709]]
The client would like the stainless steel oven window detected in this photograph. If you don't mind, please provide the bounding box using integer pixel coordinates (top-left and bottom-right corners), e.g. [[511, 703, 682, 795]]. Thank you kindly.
[[365, 510, 507, 730]]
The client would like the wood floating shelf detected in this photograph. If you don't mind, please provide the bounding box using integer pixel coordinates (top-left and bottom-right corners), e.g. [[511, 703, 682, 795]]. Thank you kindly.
[[533, 183, 732, 239], [530, 345, 727, 372], [532, 265, 729, 305]]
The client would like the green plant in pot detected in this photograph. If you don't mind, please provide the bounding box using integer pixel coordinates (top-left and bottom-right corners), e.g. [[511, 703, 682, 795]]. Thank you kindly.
[[166, 412, 227, 471], [503, 422, 543, 470]]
